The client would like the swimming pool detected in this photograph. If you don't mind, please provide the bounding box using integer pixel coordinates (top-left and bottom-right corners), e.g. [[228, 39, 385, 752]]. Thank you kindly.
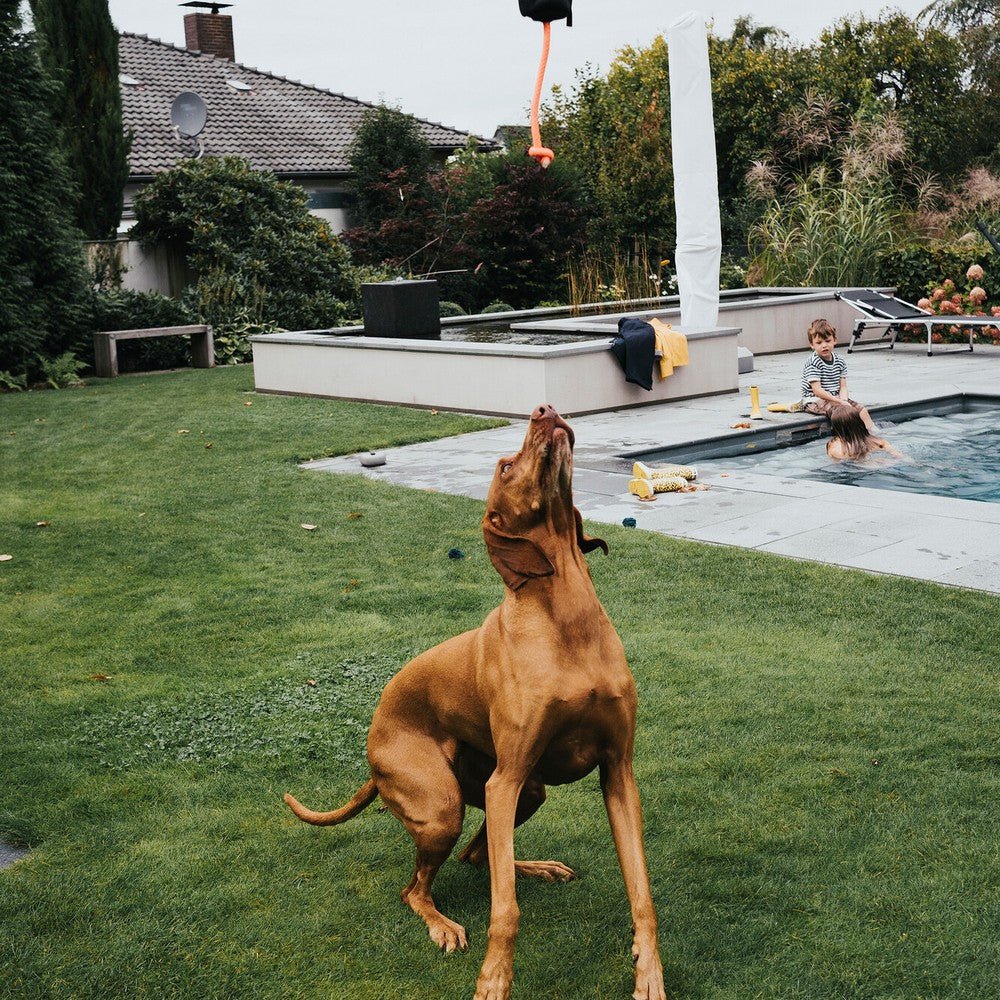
[[630, 394, 1000, 504]]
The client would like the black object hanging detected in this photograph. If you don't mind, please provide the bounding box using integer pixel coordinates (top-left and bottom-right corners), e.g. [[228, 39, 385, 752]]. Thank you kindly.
[[610, 318, 655, 391], [519, 0, 573, 26]]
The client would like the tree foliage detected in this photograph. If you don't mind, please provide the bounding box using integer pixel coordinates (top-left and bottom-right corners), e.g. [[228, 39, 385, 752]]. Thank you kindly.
[[132, 157, 358, 338], [347, 105, 434, 230], [543, 36, 672, 254], [0, 1, 91, 376], [815, 13, 978, 178], [450, 156, 587, 310], [30, 0, 130, 239]]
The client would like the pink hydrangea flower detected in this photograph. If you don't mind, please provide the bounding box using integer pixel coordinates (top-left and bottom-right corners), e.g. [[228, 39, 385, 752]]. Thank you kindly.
[[970, 286, 987, 305], [951, 293, 964, 305], [967, 264, 984, 282], [917, 297, 932, 310], [943, 278, 956, 291], [991, 306, 1000, 317], [931, 287, 945, 302]]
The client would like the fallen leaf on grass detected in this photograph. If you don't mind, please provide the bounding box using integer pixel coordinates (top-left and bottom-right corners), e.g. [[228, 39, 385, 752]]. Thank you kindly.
[[243, 401, 253, 407], [0, 554, 12, 562], [347, 512, 363, 520], [89, 673, 111, 682], [300, 523, 317, 531], [35, 521, 50, 528], [177, 429, 190, 435], [306, 679, 317, 687], [204, 442, 213, 449]]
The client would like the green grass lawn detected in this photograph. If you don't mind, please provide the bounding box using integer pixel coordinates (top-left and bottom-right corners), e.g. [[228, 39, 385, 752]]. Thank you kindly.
[[1, 367, 997, 1000]]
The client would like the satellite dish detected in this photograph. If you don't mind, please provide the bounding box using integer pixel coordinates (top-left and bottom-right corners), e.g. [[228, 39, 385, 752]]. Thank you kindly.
[[170, 91, 208, 138]]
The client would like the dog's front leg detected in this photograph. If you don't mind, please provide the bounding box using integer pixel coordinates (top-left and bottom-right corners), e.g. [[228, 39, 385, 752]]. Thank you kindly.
[[600, 759, 667, 1000], [474, 766, 525, 1000]]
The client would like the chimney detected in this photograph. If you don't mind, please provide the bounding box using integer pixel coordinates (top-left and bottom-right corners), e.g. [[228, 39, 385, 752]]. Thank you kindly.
[[181, 2, 235, 61]]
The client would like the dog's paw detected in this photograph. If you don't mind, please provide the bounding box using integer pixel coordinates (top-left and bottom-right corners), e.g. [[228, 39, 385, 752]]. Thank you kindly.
[[429, 916, 468, 954], [632, 953, 668, 1000], [473, 970, 512, 1000], [513, 859, 576, 882]]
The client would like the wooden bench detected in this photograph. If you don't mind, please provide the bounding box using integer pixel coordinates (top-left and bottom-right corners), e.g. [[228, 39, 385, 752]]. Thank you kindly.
[[93, 324, 215, 378]]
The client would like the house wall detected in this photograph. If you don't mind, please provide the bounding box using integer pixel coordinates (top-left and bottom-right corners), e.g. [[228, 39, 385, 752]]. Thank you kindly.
[[86, 238, 188, 296]]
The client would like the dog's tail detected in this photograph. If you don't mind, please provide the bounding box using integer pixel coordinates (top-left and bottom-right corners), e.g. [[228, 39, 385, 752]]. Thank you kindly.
[[283, 779, 378, 826]]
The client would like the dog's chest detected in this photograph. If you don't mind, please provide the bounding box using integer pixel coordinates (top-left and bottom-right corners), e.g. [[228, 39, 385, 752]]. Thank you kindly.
[[532, 680, 633, 784]]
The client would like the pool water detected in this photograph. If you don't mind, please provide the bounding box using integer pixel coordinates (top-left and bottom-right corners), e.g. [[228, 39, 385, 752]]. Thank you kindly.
[[700, 410, 1000, 504]]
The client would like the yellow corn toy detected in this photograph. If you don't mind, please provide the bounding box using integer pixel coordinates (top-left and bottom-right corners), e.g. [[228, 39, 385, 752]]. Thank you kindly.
[[632, 461, 697, 481], [749, 385, 763, 420], [628, 475, 687, 499]]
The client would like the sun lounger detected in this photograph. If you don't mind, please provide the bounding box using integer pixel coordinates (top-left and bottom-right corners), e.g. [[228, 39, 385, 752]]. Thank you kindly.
[[835, 288, 998, 356]]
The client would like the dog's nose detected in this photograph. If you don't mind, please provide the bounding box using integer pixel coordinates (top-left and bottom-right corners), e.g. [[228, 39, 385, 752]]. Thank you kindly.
[[531, 403, 558, 422]]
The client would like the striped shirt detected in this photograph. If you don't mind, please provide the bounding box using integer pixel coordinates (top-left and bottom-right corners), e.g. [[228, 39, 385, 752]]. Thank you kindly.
[[801, 352, 847, 400]]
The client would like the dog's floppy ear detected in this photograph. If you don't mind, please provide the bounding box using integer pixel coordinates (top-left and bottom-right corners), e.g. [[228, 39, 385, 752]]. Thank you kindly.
[[574, 507, 609, 555], [483, 522, 555, 590]]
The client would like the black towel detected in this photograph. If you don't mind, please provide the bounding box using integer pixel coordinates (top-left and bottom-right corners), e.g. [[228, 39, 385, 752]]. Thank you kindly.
[[610, 318, 655, 391]]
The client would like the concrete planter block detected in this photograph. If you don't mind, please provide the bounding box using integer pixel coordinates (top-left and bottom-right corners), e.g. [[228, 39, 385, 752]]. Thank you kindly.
[[362, 280, 440, 339]]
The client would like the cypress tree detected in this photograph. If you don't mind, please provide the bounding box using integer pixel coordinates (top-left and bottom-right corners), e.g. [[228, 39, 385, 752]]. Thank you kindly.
[[0, 0, 91, 376], [30, 0, 130, 239]]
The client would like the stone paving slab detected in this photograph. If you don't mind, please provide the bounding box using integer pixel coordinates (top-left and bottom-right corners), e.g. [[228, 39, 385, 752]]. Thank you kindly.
[[303, 346, 1000, 595]]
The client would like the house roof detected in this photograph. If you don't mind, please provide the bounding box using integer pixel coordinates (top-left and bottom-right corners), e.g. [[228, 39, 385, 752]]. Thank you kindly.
[[119, 32, 494, 179]]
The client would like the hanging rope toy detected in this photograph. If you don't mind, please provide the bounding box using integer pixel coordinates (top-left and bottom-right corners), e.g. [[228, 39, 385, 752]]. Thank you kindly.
[[519, 0, 573, 168]]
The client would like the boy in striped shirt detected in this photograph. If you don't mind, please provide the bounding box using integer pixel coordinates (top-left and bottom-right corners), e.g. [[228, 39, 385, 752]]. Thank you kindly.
[[801, 319, 875, 431]]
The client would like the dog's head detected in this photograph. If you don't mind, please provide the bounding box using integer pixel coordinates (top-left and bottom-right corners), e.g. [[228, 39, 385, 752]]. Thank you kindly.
[[483, 404, 608, 591]]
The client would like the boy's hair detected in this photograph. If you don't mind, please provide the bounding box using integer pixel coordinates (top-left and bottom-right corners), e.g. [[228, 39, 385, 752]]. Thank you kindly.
[[807, 318, 836, 343]]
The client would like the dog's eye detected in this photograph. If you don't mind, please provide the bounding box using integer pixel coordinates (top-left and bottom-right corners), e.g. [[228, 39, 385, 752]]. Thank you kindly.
[[501, 462, 513, 475]]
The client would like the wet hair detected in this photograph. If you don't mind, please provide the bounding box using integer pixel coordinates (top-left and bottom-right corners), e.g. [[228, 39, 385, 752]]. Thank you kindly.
[[828, 406, 873, 460], [807, 318, 837, 343]]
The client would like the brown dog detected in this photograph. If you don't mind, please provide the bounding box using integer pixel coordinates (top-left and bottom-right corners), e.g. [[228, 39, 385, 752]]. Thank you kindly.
[[285, 403, 666, 1000]]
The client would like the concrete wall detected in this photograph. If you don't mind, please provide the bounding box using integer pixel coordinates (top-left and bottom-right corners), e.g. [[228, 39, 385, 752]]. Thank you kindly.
[[250, 327, 739, 416], [512, 289, 872, 355]]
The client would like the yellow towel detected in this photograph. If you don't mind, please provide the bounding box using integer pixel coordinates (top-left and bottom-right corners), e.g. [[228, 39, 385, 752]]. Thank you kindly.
[[648, 318, 689, 380]]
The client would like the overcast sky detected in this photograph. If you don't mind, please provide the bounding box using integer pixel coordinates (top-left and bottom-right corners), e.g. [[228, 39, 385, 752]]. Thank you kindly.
[[106, 1, 932, 137]]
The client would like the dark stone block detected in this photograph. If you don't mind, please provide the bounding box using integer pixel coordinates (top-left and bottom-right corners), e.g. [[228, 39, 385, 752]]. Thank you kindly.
[[362, 280, 440, 339]]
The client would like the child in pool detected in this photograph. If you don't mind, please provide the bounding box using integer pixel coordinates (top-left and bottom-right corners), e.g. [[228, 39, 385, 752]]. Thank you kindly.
[[826, 405, 907, 463]]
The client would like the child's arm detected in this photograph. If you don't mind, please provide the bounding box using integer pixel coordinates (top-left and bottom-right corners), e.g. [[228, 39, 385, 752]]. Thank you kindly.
[[807, 379, 844, 404]]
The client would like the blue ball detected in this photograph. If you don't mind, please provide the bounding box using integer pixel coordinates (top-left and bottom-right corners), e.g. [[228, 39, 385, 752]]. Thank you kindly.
[[448, 548, 465, 559], [622, 517, 637, 528]]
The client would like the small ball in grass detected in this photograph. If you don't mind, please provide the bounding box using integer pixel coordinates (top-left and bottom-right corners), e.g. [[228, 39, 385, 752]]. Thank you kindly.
[[622, 517, 637, 528], [448, 548, 465, 559]]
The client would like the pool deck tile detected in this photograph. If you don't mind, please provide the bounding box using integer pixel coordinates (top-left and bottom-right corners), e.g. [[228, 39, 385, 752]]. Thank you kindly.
[[303, 345, 1000, 596]]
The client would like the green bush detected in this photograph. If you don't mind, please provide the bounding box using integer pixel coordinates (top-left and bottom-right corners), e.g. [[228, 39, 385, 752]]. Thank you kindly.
[[876, 242, 993, 302], [132, 157, 359, 338], [90, 288, 196, 373], [0, 370, 27, 393], [438, 300, 466, 317], [39, 351, 86, 388], [0, 7, 92, 378], [481, 301, 515, 314]]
